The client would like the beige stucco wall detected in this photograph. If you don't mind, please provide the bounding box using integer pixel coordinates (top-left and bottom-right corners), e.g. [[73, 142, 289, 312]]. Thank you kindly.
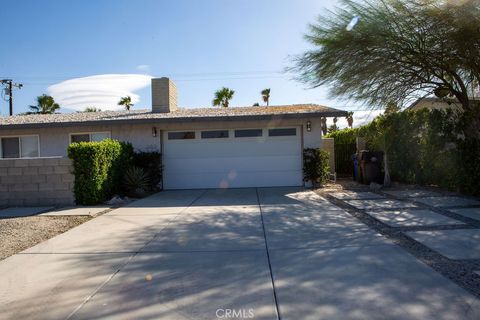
[[321, 138, 335, 174], [0, 117, 323, 157]]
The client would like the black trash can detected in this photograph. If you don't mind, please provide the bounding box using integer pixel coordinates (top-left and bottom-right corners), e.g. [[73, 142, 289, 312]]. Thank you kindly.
[[358, 150, 384, 184]]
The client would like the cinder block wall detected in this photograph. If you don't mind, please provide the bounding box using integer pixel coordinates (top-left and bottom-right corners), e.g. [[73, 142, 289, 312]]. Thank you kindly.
[[0, 157, 75, 207]]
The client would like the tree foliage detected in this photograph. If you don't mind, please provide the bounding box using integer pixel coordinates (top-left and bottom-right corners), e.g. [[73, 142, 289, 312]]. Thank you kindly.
[[212, 87, 235, 108], [293, 0, 480, 116], [84, 107, 101, 112], [118, 96, 133, 111], [29, 94, 60, 114], [261, 88, 271, 106]]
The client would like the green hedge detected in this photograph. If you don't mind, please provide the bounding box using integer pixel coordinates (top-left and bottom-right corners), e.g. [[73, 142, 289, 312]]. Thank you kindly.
[[325, 128, 360, 145], [303, 148, 330, 188], [68, 139, 133, 205], [329, 108, 480, 195]]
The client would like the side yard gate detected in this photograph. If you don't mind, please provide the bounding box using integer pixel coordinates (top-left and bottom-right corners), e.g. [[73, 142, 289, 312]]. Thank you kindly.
[[334, 143, 356, 177]]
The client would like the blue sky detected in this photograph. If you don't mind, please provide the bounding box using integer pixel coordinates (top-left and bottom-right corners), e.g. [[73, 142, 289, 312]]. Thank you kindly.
[[0, 0, 381, 126]]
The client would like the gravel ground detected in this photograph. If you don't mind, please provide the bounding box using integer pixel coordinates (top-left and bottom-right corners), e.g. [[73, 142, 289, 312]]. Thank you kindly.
[[0, 216, 91, 260]]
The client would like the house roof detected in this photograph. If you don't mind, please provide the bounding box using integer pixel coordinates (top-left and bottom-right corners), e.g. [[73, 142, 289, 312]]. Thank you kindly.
[[0, 104, 347, 129]]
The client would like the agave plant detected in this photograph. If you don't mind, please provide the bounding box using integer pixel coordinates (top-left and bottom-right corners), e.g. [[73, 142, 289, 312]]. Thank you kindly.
[[123, 166, 150, 197]]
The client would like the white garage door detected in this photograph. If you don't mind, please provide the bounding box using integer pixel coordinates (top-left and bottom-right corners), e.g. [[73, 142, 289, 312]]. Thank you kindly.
[[163, 127, 302, 189]]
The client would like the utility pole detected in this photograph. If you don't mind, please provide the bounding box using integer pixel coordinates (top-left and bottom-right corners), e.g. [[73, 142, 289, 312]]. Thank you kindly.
[[1, 79, 23, 116]]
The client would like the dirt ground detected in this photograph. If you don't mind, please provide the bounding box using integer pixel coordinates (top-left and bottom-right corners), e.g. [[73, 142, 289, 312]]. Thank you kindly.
[[0, 216, 91, 260]]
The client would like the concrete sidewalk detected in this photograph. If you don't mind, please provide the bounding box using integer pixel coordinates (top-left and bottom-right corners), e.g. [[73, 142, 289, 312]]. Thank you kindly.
[[0, 188, 479, 319]]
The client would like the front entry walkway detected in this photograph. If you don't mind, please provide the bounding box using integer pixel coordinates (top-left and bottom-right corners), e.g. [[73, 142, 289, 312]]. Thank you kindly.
[[1, 188, 479, 319]]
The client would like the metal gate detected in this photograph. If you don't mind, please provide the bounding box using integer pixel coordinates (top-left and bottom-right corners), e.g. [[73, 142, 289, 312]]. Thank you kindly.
[[335, 143, 356, 176]]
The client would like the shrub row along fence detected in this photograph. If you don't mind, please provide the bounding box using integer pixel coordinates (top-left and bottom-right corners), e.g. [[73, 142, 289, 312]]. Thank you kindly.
[[68, 139, 162, 205], [326, 108, 480, 195]]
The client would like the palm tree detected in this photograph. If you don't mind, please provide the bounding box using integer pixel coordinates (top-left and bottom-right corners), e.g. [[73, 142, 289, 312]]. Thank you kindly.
[[320, 117, 327, 135], [212, 87, 234, 108], [29, 95, 60, 114], [253, 102, 260, 106], [327, 117, 339, 134], [118, 96, 133, 111], [346, 111, 354, 128], [261, 88, 271, 106]]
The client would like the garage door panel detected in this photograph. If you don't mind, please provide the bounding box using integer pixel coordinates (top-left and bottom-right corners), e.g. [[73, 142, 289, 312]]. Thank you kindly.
[[164, 171, 303, 189], [165, 156, 301, 174], [163, 127, 303, 189]]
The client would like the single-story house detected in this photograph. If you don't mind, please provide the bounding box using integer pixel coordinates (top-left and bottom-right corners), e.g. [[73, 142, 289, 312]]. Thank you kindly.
[[0, 77, 346, 190]]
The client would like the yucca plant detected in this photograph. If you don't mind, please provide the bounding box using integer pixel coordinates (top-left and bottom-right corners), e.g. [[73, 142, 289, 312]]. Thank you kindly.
[[123, 166, 150, 197]]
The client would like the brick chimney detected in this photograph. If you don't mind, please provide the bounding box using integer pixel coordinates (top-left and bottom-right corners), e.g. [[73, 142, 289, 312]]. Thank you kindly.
[[151, 77, 177, 113]]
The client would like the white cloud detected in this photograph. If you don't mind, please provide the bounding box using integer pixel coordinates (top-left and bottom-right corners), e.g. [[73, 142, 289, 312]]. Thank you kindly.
[[135, 65, 151, 73], [48, 74, 152, 111]]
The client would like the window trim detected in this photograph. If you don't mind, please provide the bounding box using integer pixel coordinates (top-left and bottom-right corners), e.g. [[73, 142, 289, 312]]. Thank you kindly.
[[234, 128, 264, 138], [0, 134, 40, 159], [201, 130, 229, 139], [268, 128, 297, 137], [69, 131, 111, 143]]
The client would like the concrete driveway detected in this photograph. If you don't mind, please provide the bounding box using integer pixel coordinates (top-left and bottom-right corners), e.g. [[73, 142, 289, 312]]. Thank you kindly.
[[1, 188, 479, 319]]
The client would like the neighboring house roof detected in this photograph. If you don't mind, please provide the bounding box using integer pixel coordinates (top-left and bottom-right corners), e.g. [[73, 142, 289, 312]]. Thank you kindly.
[[406, 97, 480, 111], [0, 104, 347, 129]]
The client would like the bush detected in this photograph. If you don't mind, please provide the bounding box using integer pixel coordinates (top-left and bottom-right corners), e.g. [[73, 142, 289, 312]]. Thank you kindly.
[[133, 151, 162, 190], [68, 139, 133, 205], [303, 148, 330, 188]]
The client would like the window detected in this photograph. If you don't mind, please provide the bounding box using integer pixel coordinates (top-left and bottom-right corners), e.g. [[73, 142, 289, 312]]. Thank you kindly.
[[0, 136, 39, 158], [168, 131, 195, 140], [268, 128, 296, 136], [201, 130, 229, 139], [234, 129, 263, 138], [70, 132, 110, 143]]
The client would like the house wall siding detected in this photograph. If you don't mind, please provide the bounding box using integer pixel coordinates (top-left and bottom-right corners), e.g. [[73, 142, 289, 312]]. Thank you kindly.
[[0, 118, 322, 157], [0, 157, 74, 207]]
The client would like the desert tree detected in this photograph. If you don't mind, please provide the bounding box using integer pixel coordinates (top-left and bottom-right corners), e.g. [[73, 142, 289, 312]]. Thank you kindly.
[[293, 0, 480, 136]]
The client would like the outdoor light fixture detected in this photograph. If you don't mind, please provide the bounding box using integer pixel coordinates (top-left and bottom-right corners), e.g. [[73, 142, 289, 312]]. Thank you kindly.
[[306, 121, 312, 132], [152, 127, 157, 137]]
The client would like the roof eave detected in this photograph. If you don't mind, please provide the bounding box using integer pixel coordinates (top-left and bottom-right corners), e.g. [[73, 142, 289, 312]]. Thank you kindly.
[[0, 110, 347, 130]]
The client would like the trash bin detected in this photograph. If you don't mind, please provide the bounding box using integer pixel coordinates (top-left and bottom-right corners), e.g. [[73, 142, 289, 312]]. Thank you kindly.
[[358, 150, 384, 184]]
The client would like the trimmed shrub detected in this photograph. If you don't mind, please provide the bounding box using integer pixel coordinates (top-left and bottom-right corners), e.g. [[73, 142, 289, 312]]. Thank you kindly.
[[133, 151, 162, 190], [325, 127, 360, 145], [68, 139, 133, 205], [303, 148, 330, 188]]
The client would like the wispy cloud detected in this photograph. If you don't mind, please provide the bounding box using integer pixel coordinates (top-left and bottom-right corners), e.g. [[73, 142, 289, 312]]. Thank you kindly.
[[47, 74, 152, 111], [135, 64, 151, 73]]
